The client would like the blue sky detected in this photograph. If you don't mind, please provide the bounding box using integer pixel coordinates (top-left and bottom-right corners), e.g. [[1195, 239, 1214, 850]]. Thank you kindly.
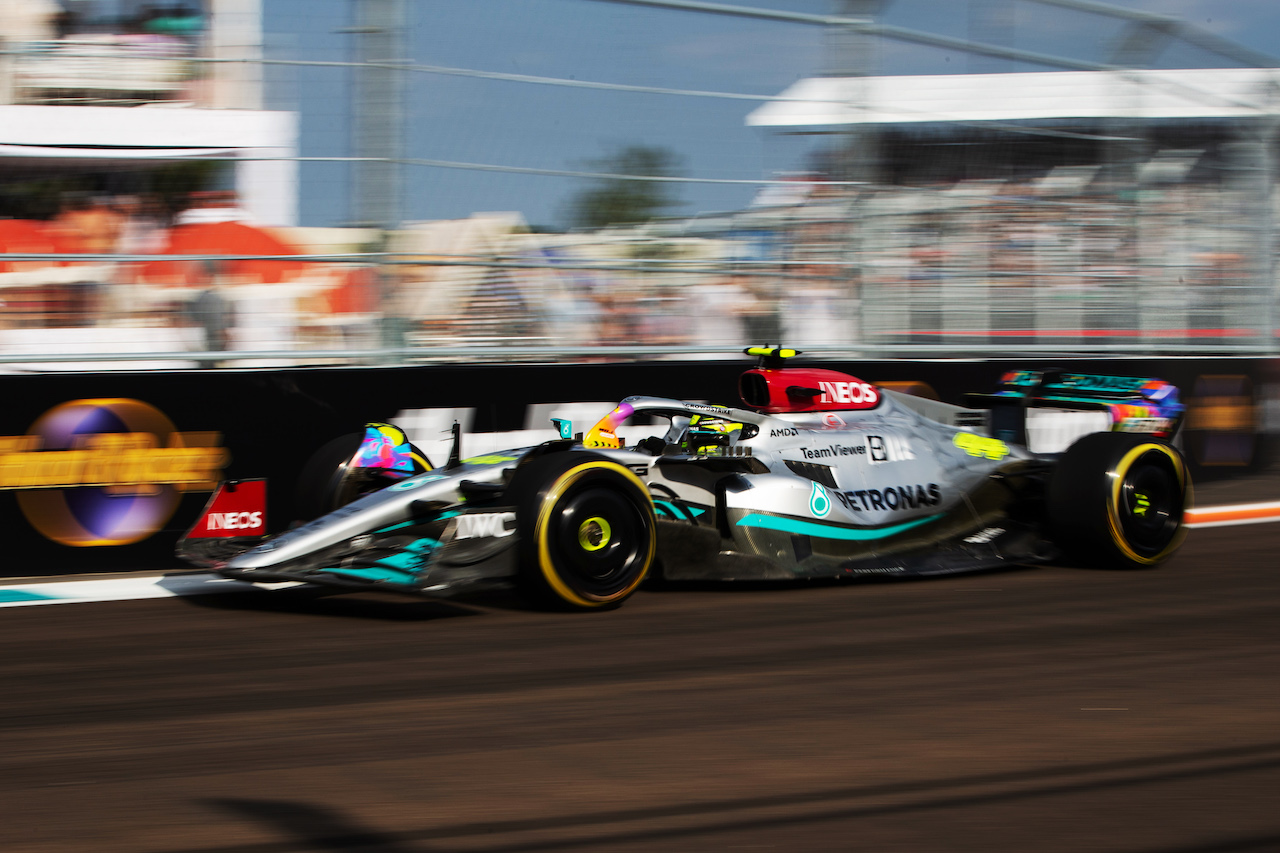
[[262, 0, 1280, 229]]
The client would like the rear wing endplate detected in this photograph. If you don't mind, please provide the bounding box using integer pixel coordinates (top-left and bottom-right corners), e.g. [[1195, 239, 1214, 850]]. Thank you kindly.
[[966, 369, 1185, 446]]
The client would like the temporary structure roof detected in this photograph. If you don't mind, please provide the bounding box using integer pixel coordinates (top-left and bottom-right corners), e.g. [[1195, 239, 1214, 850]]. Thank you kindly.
[[747, 68, 1280, 128], [0, 104, 298, 225]]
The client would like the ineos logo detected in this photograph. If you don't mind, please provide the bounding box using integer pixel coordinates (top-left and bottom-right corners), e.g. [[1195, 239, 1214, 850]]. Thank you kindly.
[[819, 382, 878, 405], [206, 511, 263, 532]]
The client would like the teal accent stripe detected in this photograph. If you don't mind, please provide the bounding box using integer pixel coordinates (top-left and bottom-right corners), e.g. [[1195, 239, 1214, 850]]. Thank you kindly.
[[375, 520, 418, 533], [736, 513, 942, 541], [0, 590, 59, 603], [654, 500, 707, 519], [375, 553, 422, 570], [317, 567, 417, 584]]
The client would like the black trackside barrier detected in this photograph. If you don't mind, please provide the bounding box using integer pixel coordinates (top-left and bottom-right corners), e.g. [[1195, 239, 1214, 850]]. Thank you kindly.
[[0, 357, 1274, 577]]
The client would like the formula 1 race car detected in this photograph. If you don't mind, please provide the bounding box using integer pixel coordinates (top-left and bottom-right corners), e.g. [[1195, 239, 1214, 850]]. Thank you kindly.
[[178, 348, 1192, 610]]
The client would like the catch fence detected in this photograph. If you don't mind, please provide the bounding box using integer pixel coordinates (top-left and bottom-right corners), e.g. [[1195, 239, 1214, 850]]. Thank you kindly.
[[1, 1, 1278, 367]]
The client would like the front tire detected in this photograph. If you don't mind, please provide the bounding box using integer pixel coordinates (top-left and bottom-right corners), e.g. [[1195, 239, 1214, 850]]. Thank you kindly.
[[507, 453, 656, 610], [1048, 432, 1191, 568]]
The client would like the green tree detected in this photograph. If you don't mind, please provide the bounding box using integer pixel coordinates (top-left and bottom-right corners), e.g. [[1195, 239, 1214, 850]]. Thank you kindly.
[[567, 145, 683, 229]]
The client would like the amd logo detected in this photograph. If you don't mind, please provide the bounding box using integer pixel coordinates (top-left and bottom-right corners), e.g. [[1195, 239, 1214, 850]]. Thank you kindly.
[[206, 511, 263, 532], [456, 512, 516, 540], [819, 381, 878, 405]]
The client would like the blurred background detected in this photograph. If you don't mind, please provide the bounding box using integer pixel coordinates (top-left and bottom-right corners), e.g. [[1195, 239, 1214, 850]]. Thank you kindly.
[[3, 0, 1280, 368]]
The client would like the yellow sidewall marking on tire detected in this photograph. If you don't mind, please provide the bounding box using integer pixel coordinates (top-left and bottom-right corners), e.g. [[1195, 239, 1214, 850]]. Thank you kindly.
[[1106, 443, 1189, 565], [535, 461, 655, 607]]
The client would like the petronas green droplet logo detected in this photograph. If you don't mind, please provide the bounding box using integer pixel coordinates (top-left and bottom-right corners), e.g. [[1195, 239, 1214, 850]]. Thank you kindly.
[[810, 480, 831, 518]]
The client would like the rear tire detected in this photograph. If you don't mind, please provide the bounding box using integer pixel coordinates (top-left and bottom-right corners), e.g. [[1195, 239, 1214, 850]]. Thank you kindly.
[[1048, 432, 1191, 568], [507, 453, 656, 610]]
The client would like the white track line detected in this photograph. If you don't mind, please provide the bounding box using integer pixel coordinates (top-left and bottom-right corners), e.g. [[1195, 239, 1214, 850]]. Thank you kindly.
[[0, 574, 300, 609]]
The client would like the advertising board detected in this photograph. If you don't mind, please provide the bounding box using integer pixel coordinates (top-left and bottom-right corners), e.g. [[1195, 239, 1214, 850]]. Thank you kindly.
[[0, 357, 1270, 575]]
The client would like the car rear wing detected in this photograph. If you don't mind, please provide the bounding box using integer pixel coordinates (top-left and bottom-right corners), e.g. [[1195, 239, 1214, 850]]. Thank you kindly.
[[966, 369, 1185, 452]]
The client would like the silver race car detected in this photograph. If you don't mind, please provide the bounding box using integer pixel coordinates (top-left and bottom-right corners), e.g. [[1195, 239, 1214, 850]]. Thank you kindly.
[[178, 348, 1192, 610]]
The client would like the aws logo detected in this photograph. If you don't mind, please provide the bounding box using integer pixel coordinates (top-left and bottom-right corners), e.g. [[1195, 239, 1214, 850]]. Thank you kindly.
[[3, 399, 228, 547], [455, 512, 516, 540]]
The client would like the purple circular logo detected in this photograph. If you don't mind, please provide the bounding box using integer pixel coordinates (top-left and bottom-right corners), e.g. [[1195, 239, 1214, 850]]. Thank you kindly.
[[16, 399, 220, 547]]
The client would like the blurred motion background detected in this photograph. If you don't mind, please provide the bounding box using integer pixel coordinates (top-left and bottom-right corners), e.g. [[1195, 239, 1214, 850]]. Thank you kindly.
[[3, 0, 1280, 367]]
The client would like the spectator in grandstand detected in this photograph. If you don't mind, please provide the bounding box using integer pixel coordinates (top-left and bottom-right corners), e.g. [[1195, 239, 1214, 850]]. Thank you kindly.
[[741, 272, 781, 344], [108, 194, 169, 322], [52, 192, 124, 256], [589, 285, 628, 346], [690, 272, 757, 352], [906, 247, 946, 346], [465, 266, 535, 341], [987, 209, 1039, 345], [114, 194, 168, 255], [49, 192, 124, 323], [182, 259, 231, 364], [782, 264, 848, 349], [540, 277, 602, 349], [633, 282, 690, 347], [1190, 252, 1245, 342]]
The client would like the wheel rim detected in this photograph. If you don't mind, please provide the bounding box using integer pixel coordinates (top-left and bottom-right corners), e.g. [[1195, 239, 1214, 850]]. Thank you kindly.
[[547, 484, 648, 598], [1115, 449, 1184, 558], [577, 517, 612, 552]]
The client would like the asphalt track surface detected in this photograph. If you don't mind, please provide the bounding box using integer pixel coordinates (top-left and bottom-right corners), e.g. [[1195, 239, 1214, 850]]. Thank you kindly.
[[2, 523, 1279, 853]]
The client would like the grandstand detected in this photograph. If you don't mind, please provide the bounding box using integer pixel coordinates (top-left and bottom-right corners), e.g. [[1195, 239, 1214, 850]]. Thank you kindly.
[[736, 56, 1280, 352]]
